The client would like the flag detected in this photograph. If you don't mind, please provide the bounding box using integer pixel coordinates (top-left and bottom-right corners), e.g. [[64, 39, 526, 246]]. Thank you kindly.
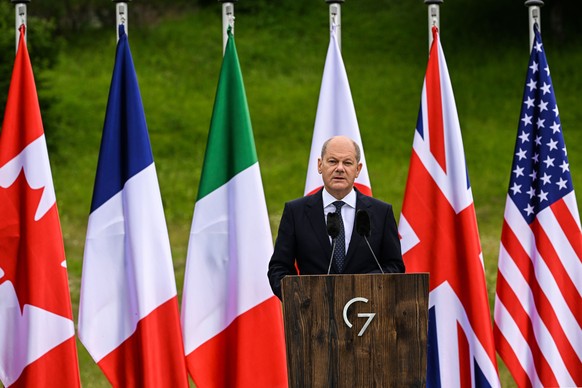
[[304, 24, 372, 196], [0, 26, 80, 387], [180, 28, 288, 387], [398, 26, 500, 387], [77, 25, 189, 387], [493, 25, 582, 387]]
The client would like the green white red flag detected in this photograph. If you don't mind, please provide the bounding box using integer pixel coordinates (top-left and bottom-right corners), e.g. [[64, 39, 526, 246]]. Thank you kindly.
[[180, 28, 288, 387]]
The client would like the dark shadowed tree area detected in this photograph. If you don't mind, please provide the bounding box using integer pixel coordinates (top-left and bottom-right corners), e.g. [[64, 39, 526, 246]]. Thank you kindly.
[[31, 0, 199, 32], [0, 0, 579, 148], [16, 1, 582, 38], [0, 2, 59, 127]]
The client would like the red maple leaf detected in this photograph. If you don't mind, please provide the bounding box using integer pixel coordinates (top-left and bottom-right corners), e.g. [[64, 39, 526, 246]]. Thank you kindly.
[[0, 170, 73, 319]]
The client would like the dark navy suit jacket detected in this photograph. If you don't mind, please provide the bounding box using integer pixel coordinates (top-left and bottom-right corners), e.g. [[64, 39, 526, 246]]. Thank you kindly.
[[268, 188, 405, 299]]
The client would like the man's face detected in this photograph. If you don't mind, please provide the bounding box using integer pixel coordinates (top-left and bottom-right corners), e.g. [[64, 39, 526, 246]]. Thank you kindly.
[[318, 137, 363, 199]]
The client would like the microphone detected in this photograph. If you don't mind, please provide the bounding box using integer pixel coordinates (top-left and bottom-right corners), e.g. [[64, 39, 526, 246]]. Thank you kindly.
[[356, 208, 371, 237], [327, 212, 341, 239], [355, 210, 384, 274], [326, 212, 341, 275]]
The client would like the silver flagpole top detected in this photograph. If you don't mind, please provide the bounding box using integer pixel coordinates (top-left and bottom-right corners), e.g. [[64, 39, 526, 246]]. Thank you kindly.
[[11, 0, 30, 52], [425, 0, 443, 52], [325, 0, 344, 51], [112, 0, 131, 41], [218, 0, 237, 55], [525, 0, 544, 51]]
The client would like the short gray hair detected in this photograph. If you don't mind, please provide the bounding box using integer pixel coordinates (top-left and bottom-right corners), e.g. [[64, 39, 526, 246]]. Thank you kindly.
[[320, 137, 361, 162]]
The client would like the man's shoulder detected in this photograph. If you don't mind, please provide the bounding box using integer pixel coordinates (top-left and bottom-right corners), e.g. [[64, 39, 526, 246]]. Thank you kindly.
[[285, 190, 322, 209], [356, 190, 392, 210]]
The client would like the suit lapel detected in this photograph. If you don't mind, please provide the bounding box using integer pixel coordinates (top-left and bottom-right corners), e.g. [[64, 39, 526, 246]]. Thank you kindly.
[[305, 190, 332, 259]]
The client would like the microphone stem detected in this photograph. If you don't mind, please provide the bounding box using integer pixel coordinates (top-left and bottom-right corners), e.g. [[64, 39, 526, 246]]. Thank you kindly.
[[364, 236, 384, 274], [327, 239, 336, 275]]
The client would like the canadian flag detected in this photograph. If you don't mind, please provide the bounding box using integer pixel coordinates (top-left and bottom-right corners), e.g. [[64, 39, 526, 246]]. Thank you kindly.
[[0, 26, 80, 387]]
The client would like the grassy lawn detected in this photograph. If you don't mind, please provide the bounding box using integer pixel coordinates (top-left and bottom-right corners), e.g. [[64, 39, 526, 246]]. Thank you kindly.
[[15, 0, 582, 386]]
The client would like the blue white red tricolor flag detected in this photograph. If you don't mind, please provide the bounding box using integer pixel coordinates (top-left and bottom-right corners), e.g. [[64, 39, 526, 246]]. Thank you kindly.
[[398, 27, 500, 387], [78, 25, 188, 387], [493, 25, 582, 387], [0, 25, 80, 388], [304, 24, 372, 196]]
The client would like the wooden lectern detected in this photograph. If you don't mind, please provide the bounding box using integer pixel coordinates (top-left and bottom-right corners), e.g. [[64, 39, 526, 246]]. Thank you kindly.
[[281, 273, 429, 387]]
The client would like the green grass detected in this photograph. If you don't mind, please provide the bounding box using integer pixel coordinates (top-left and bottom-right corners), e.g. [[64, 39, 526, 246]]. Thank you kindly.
[[13, 0, 582, 386]]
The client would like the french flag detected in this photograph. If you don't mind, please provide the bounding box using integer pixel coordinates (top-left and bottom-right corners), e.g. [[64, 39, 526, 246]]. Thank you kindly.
[[78, 25, 189, 387]]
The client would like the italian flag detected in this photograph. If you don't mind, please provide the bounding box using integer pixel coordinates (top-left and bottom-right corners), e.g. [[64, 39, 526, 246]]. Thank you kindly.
[[180, 29, 288, 387]]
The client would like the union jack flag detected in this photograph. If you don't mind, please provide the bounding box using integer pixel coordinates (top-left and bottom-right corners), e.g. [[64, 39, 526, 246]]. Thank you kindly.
[[399, 26, 500, 387], [494, 25, 582, 387]]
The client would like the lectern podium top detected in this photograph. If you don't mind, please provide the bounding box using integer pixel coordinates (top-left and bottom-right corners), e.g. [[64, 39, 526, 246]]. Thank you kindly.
[[281, 273, 429, 388]]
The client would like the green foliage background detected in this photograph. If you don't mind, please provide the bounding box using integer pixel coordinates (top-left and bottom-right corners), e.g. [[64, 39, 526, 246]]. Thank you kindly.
[[1, 0, 581, 386]]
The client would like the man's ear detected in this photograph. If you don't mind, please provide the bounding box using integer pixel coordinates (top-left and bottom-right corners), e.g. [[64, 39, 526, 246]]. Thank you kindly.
[[317, 158, 323, 174]]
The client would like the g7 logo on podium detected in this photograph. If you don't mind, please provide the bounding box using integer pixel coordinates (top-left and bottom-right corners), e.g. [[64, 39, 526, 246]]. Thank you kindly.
[[342, 297, 376, 337]]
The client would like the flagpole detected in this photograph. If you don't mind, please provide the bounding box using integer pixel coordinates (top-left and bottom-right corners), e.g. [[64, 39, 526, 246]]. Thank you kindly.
[[325, 0, 344, 51], [11, 0, 29, 52], [112, 0, 130, 42], [424, 0, 442, 52], [525, 0, 544, 50], [219, 0, 236, 55]]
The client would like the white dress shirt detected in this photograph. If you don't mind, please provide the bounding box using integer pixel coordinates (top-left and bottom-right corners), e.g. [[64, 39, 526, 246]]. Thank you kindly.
[[322, 188, 357, 254]]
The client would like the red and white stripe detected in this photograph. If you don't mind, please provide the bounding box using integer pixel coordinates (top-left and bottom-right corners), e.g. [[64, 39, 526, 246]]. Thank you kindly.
[[495, 192, 582, 387]]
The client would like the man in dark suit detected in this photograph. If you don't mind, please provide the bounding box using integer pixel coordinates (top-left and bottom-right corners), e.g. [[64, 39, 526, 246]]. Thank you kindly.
[[268, 136, 404, 299]]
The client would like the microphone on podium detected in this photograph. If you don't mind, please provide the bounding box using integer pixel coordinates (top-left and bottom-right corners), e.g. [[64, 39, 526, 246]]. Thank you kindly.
[[355, 209, 384, 274], [326, 212, 341, 275]]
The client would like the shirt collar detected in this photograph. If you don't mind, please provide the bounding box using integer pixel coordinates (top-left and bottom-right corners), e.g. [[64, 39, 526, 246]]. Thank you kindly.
[[322, 188, 357, 209]]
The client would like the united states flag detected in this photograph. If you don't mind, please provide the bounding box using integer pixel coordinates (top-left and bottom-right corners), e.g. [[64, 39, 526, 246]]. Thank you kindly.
[[399, 27, 500, 387], [494, 25, 582, 387]]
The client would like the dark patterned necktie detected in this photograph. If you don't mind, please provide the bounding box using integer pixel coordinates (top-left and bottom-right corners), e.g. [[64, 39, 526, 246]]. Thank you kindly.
[[332, 201, 346, 272]]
